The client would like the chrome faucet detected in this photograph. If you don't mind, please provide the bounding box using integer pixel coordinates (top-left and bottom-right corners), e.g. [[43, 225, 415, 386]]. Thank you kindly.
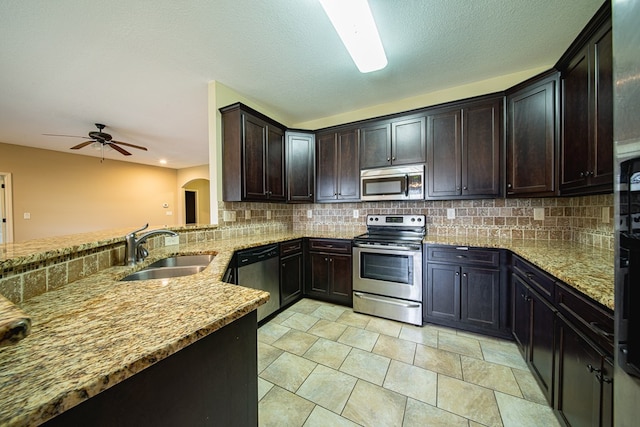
[[124, 224, 179, 266]]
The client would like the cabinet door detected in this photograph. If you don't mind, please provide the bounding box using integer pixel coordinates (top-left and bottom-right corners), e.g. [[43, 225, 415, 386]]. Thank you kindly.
[[330, 254, 353, 304], [507, 73, 558, 196], [267, 125, 285, 200], [281, 252, 303, 307], [590, 23, 613, 188], [360, 123, 391, 169], [561, 45, 590, 191], [287, 132, 315, 202], [426, 263, 461, 321], [308, 252, 330, 296], [555, 315, 604, 427], [512, 274, 531, 351], [392, 117, 426, 165], [427, 109, 461, 197], [336, 129, 360, 201], [601, 357, 613, 427], [316, 132, 337, 201], [243, 114, 267, 200], [530, 288, 556, 404], [461, 266, 500, 329], [462, 100, 501, 196]]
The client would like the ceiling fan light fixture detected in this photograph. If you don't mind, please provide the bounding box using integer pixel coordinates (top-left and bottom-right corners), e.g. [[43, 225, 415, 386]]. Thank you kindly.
[[319, 0, 388, 73]]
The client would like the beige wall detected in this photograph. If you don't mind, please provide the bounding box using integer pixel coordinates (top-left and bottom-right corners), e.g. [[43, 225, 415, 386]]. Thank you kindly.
[[0, 142, 178, 242]]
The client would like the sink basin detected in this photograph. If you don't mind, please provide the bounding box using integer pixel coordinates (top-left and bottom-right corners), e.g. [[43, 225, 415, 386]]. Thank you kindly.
[[120, 265, 207, 281], [146, 254, 215, 268]]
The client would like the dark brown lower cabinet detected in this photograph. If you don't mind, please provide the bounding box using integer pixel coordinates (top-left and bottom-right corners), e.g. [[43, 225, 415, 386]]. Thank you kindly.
[[425, 245, 509, 338], [306, 239, 352, 306], [280, 239, 304, 308], [555, 314, 614, 427], [512, 273, 557, 404]]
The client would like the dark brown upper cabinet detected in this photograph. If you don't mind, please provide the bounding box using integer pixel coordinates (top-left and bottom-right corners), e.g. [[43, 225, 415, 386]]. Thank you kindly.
[[359, 116, 425, 169], [506, 70, 560, 197], [316, 127, 360, 202], [426, 95, 502, 199], [286, 131, 315, 203], [557, 3, 613, 195], [220, 103, 286, 202]]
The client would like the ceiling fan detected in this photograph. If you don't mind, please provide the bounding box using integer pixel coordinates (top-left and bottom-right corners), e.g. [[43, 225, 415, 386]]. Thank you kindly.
[[44, 123, 148, 156]]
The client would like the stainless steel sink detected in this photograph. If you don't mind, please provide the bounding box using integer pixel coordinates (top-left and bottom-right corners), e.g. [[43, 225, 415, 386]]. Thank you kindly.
[[120, 254, 215, 281], [146, 254, 215, 268], [121, 265, 207, 281]]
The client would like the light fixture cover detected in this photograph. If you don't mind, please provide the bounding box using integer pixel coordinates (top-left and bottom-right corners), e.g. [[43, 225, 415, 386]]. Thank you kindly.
[[319, 0, 388, 73]]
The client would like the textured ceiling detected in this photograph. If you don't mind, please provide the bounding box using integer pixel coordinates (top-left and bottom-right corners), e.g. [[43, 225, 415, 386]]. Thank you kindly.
[[0, 0, 604, 168]]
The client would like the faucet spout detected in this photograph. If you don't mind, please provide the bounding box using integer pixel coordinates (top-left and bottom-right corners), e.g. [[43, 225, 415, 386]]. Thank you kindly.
[[124, 224, 178, 266]]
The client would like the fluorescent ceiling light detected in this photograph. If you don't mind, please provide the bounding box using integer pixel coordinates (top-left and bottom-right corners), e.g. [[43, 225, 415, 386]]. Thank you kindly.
[[319, 0, 388, 73]]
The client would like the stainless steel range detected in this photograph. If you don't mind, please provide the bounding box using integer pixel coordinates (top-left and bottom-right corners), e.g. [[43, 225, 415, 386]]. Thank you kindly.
[[352, 214, 425, 325]]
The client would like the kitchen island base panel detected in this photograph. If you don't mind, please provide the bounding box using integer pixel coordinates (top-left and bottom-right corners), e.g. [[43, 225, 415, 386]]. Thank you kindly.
[[43, 311, 258, 427]]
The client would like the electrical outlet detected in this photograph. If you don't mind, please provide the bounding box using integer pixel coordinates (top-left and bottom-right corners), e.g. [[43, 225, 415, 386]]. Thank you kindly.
[[223, 211, 236, 222], [534, 208, 545, 221], [164, 235, 179, 246], [602, 206, 610, 223], [23, 212, 31, 220], [266, 210, 272, 220], [306, 209, 313, 219], [245, 210, 251, 220], [353, 209, 359, 219], [447, 208, 455, 219]]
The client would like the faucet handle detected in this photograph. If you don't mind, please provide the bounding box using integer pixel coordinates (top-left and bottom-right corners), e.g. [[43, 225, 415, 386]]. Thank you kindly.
[[128, 223, 149, 236]]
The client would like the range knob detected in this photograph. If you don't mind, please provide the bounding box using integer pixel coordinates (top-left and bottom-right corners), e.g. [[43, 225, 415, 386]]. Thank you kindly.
[[411, 218, 415, 222]]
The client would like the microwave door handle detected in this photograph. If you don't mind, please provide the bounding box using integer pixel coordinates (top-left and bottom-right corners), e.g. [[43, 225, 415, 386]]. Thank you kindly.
[[404, 174, 409, 196]]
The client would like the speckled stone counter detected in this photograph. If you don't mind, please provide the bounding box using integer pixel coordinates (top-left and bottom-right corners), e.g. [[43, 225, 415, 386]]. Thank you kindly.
[[423, 236, 614, 310], [0, 232, 315, 427]]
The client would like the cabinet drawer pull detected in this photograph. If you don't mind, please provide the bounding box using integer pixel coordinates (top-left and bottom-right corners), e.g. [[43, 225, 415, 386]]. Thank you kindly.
[[525, 272, 535, 279], [456, 255, 467, 258], [589, 321, 614, 338], [587, 364, 601, 374]]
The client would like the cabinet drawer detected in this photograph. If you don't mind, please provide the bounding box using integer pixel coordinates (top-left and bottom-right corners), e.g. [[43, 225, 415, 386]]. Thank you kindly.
[[280, 239, 303, 256], [427, 246, 500, 267], [308, 238, 352, 253], [512, 256, 555, 300], [555, 281, 614, 355]]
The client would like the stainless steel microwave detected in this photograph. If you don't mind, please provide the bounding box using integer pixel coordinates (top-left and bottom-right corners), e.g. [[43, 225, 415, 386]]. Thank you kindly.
[[360, 165, 424, 201]]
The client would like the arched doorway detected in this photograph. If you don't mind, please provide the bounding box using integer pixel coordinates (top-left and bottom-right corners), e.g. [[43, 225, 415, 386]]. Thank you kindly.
[[183, 179, 210, 225]]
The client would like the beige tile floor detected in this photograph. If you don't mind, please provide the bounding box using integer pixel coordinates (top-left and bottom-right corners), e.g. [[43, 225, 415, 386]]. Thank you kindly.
[[258, 299, 561, 427]]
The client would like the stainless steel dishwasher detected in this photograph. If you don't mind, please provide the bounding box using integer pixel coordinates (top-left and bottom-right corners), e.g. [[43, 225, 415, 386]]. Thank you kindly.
[[236, 244, 280, 322]]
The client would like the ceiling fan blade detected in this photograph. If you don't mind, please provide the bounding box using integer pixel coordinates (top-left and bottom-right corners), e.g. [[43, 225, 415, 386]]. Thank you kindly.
[[43, 133, 87, 139], [70, 141, 94, 150], [111, 140, 148, 151], [109, 143, 132, 156]]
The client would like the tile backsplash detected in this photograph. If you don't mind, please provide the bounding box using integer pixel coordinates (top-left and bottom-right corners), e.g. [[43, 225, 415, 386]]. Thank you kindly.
[[290, 195, 614, 250]]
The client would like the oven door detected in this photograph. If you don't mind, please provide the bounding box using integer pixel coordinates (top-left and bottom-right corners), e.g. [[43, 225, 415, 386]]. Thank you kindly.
[[352, 245, 423, 302]]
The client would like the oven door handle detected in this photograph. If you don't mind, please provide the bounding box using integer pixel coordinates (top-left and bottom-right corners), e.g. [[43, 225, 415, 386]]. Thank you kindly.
[[354, 243, 421, 252], [354, 292, 421, 308], [404, 174, 409, 196]]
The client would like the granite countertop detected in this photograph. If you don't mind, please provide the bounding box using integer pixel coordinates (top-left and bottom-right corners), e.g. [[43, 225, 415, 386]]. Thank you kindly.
[[423, 236, 614, 311], [0, 229, 613, 426], [0, 232, 310, 427]]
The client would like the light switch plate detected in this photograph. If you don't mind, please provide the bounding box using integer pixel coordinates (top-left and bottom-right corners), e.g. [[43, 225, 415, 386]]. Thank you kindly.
[[245, 210, 251, 220], [23, 212, 31, 220], [266, 210, 272, 220], [223, 211, 236, 222], [353, 209, 359, 219], [534, 208, 545, 221], [307, 209, 313, 218], [447, 208, 455, 219], [164, 235, 179, 246]]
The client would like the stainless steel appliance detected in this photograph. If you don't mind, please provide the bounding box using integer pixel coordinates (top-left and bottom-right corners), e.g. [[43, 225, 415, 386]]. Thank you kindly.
[[360, 165, 424, 201], [352, 214, 425, 325], [613, 0, 640, 423], [236, 244, 280, 322]]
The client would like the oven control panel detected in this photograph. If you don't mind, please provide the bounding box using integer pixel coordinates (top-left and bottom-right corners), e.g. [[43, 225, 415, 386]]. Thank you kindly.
[[366, 214, 425, 226]]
